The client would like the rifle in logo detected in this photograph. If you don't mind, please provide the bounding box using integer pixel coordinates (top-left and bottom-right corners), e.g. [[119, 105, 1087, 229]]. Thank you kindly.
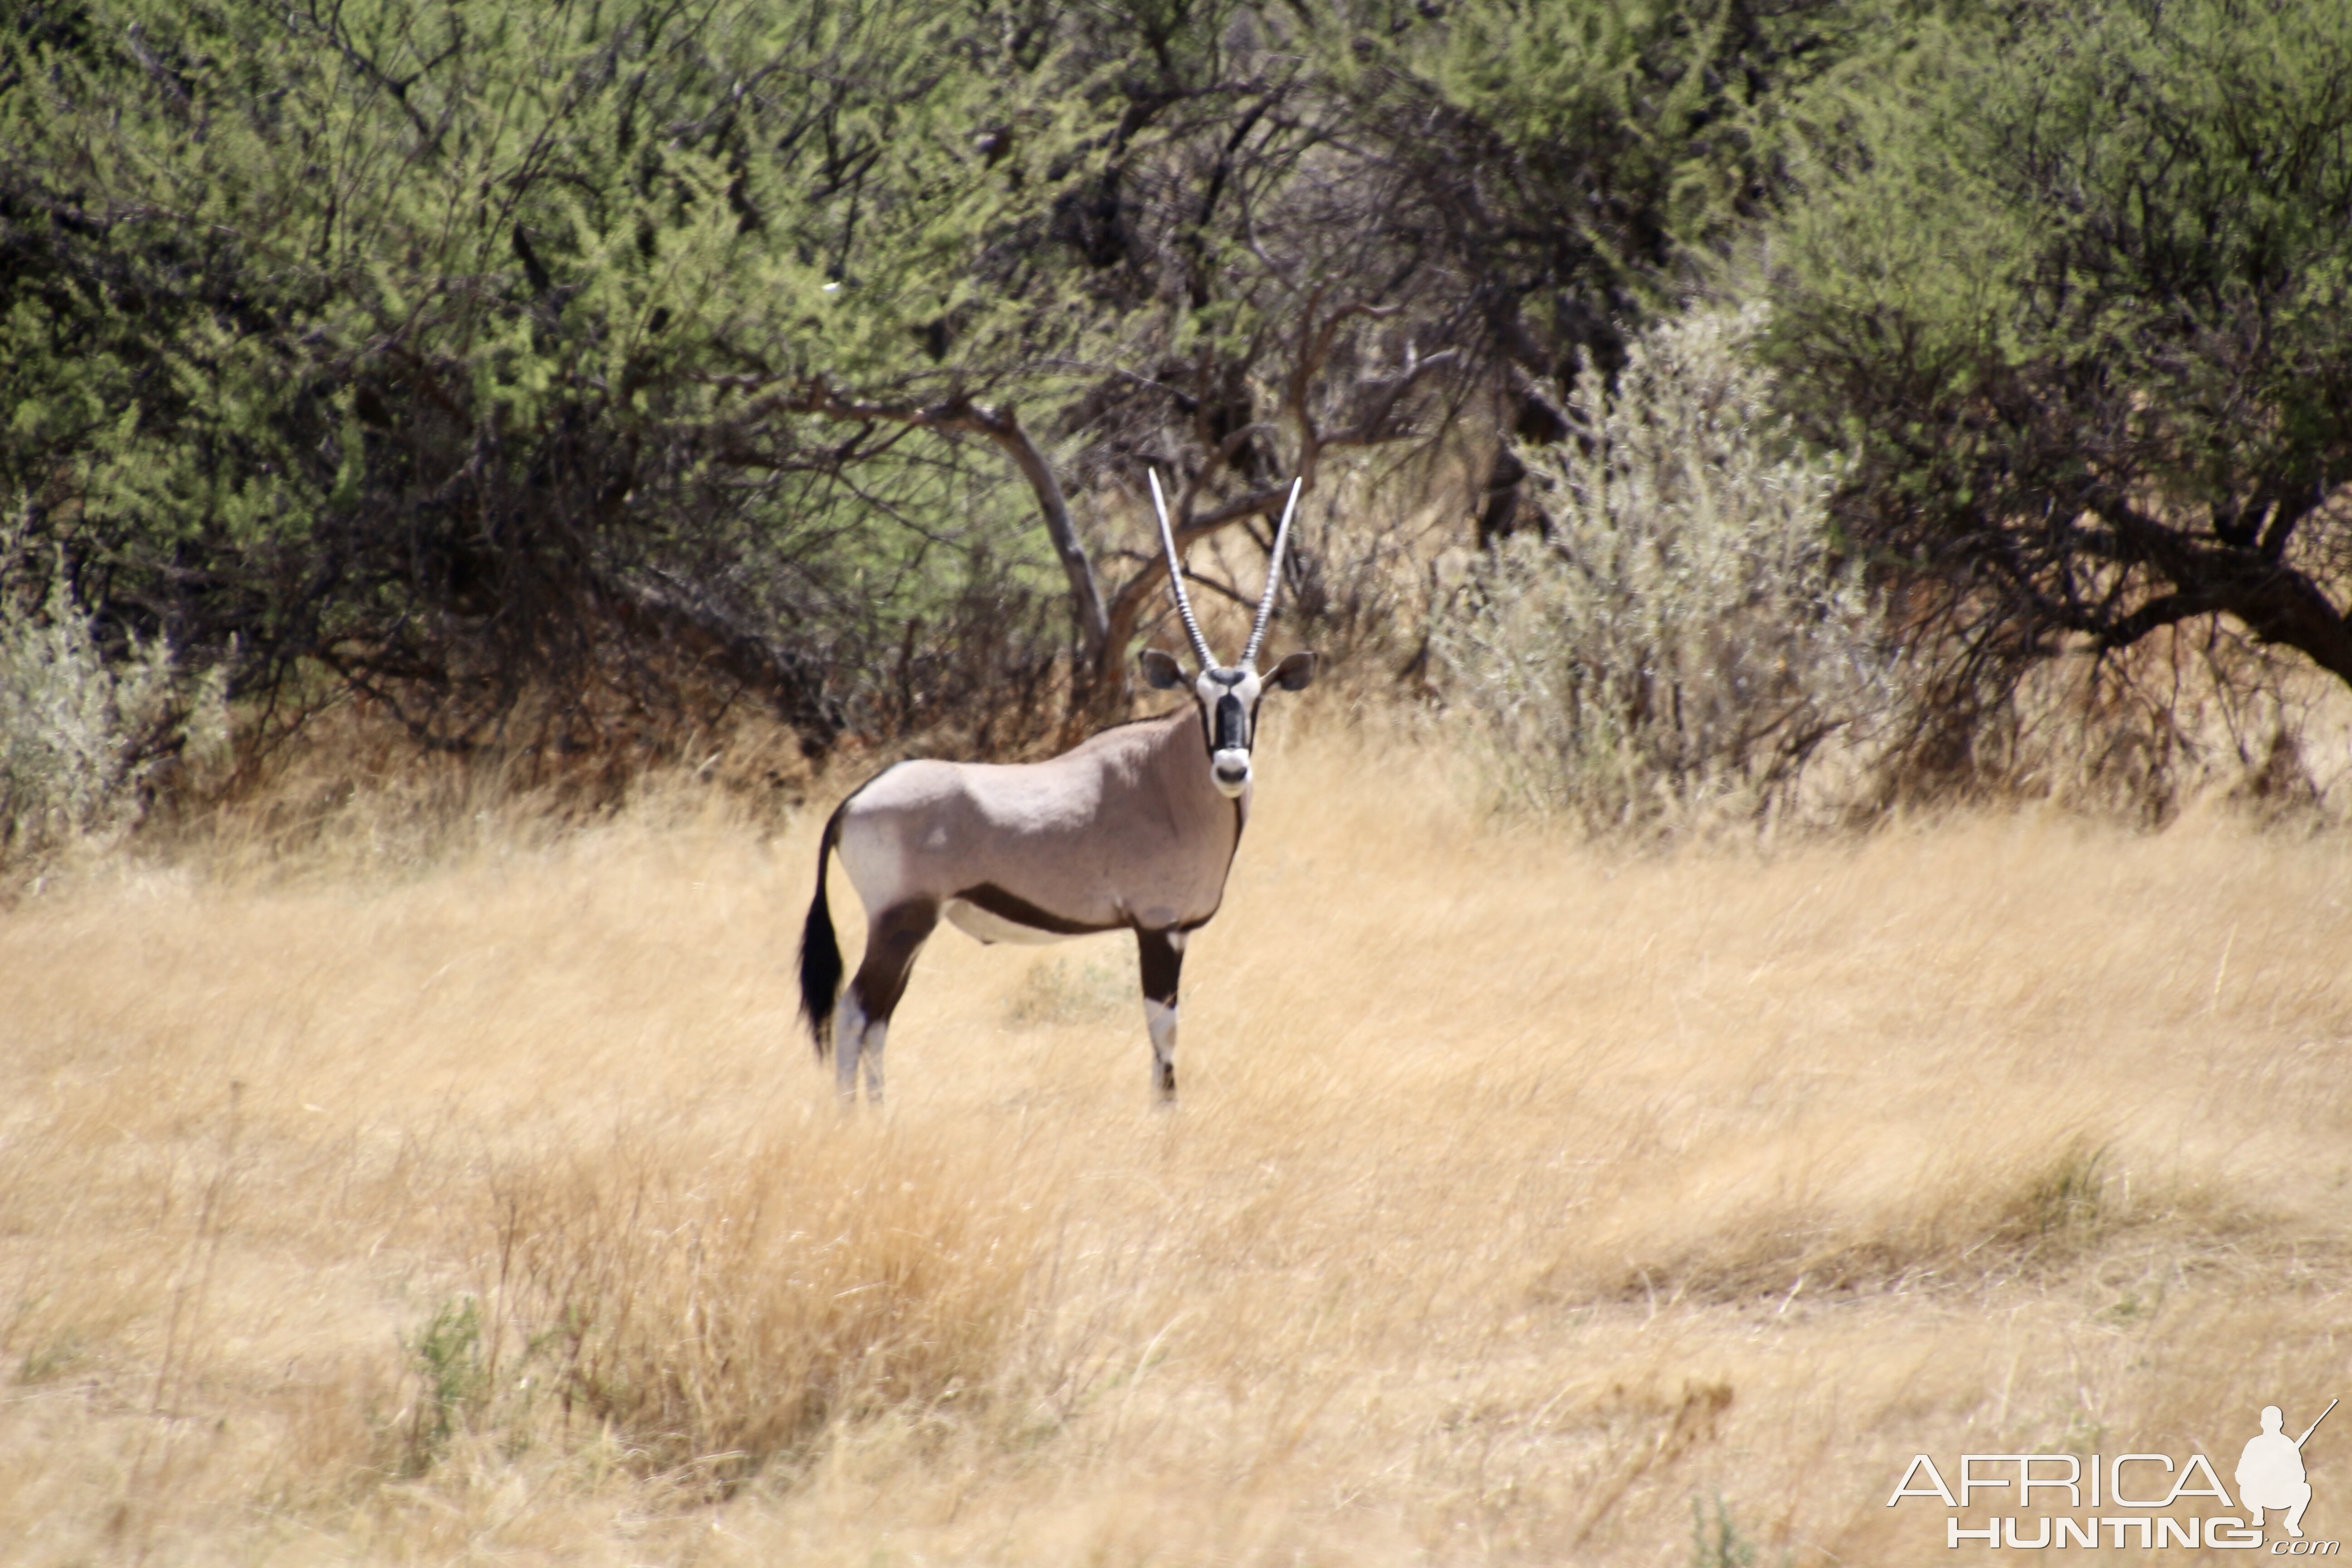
[[2242, 1398, 2336, 1540]]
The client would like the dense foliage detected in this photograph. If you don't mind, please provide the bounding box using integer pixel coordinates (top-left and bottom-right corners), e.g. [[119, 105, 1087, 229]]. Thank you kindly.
[[2, 0, 1100, 762], [3, 0, 2348, 826], [1769, 0, 2352, 747], [0, 0, 1853, 773]]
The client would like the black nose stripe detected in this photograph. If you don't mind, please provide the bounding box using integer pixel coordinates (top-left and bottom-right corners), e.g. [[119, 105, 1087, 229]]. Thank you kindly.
[[1214, 694, 1247, 751]]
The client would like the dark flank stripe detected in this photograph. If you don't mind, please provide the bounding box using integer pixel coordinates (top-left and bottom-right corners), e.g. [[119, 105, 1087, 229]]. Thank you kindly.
[[953, 882, 1125, 938]]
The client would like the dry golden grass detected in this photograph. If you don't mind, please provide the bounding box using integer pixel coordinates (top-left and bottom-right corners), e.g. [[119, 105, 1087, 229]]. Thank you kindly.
[[3, 724, 2349, 1564]]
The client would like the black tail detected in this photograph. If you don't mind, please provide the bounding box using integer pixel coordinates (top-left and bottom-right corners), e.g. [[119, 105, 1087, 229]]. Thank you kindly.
[[797, 802, 848, 1059]]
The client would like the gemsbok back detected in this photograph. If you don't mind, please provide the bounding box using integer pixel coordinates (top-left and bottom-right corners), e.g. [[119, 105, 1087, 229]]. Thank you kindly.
[[797, 473, 1317, 1105]]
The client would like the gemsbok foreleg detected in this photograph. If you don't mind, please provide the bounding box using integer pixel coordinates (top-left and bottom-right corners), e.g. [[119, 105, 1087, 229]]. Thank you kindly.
[[835, 899, 937, 1105], [1136, 927, 1186, 1104]]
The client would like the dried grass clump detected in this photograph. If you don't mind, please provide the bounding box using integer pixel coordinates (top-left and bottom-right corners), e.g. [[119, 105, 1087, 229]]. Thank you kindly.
[[427, 1127, 1041, 1490], [1535, 1135, 2255, 1309]]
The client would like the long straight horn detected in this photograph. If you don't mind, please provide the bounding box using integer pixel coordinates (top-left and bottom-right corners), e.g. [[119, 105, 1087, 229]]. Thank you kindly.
[[1242, 477, 1303, 667], [1149, 469, 1217, 670]]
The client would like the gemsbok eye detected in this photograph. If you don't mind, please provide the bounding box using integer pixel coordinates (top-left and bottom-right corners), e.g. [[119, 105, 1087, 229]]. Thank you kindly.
[[798, 473, 1317, 1107]]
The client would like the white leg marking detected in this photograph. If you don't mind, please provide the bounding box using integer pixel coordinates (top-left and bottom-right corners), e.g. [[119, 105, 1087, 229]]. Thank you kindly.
[[833, 991, 868, 1105], [1146, 997, 1178, 1102], [862, 1019, 888, 1105]]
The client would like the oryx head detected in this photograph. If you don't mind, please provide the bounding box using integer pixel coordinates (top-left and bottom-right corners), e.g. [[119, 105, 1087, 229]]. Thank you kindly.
[[1139, 470, 1319, 799]]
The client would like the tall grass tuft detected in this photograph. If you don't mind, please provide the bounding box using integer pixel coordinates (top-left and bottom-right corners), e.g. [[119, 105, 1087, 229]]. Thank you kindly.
[[1432, 306, 1888, 833], [459, 1126, 1040, 1491]]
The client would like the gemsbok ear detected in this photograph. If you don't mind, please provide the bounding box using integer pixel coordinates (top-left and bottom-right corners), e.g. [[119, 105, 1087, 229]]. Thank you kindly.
[[1140, 648, 1189, 690], [1265, 651, 1318, 691]]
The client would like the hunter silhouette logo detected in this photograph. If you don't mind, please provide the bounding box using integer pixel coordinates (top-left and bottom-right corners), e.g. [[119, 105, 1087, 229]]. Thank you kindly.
[[2243, 1400, 2335, 1540]]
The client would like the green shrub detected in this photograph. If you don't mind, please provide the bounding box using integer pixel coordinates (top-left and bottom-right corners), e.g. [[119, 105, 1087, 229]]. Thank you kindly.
[[0, 553, 225, 863], [1432, 306, 1887, 832]]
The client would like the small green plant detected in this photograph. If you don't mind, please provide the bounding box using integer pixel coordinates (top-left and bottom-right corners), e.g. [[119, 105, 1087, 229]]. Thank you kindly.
[[1004, 954, 1133, 1027], [1691, 1494, 1760, 1568], [15, 1331, 82, 1385], [2060, 1407, 2109, 1455], [2015, 1142, 2112, 1241], [2099, 1288, 2152, 1326], [401, 1296, 487, 1475]]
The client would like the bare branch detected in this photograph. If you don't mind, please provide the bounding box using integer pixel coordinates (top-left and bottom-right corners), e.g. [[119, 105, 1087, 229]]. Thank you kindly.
[[761, 381, 1109, 657]]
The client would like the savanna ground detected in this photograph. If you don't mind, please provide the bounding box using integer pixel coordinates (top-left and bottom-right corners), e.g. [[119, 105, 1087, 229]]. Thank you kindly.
[[3, 720, 2348, 1565]]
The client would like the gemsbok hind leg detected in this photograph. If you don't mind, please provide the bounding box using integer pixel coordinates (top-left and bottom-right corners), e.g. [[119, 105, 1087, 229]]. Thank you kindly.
[[836, 899, 937, 1106], [1136, 927, 1186, 1105]]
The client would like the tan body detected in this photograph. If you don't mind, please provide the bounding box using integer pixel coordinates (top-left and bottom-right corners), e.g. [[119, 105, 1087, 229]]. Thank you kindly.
[[839, 710, 1244, 945]]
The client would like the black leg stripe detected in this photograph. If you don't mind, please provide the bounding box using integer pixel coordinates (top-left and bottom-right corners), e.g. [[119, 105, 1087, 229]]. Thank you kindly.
[[1135, 927, 1183, 1005], [850, 898, 938, 1021]]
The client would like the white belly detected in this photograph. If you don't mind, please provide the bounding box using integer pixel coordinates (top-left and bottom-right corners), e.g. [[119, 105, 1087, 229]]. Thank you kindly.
[[942, 897, 1078, 946]]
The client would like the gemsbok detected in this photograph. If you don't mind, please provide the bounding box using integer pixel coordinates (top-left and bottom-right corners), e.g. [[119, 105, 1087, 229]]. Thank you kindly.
[[797, 472, 1317, 1104]]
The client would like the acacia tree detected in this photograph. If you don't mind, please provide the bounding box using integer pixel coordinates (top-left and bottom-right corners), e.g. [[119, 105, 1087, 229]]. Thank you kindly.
[[1769, 0, 2352, 711], [1, 0, 1132, 761]]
